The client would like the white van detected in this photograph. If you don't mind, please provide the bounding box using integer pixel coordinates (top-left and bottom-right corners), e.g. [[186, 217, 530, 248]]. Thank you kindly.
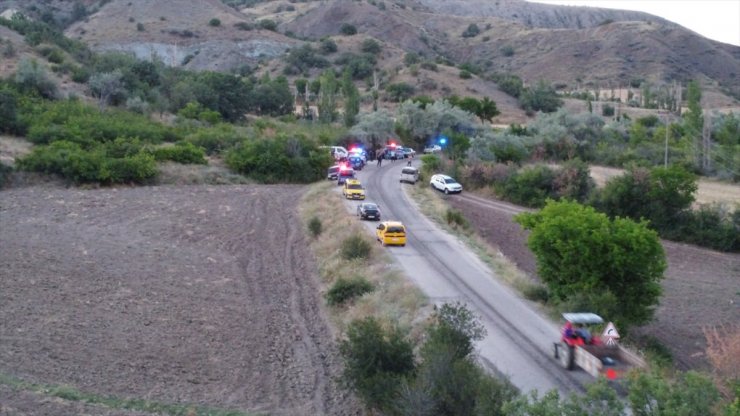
[[400, 167, 419, 184]]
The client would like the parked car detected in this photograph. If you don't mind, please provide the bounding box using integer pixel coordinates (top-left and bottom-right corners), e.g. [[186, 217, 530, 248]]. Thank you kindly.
[[424, 144, 442, 154], [326, 165, 340, 180], [401, 147, 416, 158], [430, 174, 463, 194], [376, 221, 407, 246], [400, 167, 419, 184], [348, 155, 364, 170], [357, 202, 381, 221], [342, 179, 366, 200], [337, 168, 355, 186]]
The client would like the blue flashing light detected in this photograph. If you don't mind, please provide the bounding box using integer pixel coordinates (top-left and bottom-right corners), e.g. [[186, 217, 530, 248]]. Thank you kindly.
[[439, 136, 448, 145]]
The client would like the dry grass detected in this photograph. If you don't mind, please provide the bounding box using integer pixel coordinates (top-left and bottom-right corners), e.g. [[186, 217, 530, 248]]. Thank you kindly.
[[298, 182, 430, 342], [704, 325, 740, 397]]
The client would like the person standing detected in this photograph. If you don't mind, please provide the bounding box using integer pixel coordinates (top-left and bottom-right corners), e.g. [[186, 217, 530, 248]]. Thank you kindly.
[[377, 151, 383, 167]]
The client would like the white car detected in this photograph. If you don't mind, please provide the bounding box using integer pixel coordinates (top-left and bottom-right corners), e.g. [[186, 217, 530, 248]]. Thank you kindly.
[[424, 144, 441, 154], [430, 174, 463, 194]]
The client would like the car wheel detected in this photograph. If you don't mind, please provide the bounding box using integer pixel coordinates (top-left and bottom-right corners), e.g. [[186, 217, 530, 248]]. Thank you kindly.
[[444, 188, 450, 194]]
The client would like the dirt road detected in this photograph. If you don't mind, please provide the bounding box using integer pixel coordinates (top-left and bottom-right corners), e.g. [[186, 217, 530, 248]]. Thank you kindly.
[[0, 185, 360, 415]]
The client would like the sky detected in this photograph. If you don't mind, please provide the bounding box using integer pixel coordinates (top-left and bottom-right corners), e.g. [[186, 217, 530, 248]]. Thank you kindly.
[[526, 0, 740, 46]]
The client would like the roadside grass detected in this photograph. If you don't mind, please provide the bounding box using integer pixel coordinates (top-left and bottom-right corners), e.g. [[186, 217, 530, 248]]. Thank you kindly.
[[406, 183, 546, 302], [298, 181, 429, 340], [0, 372, 257, 416]]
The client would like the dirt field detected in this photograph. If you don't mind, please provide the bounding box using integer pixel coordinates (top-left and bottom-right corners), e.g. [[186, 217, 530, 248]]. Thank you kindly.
[[448, 195, 740, 371], [0, 185, 360, 416]]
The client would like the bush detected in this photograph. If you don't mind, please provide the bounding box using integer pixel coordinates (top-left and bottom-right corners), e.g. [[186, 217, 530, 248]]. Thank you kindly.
[[462, 23, 480, 38], [151, 142, 207, 164], [234, 22, 253, 31], [225, 135, 332, 183], [209, 18, 221, 27], [602, 104, 615, 116], [319, 38, 337, 54], [183, 124, 242, 155], [445, 208, 469, 229], [341, 234, 372, 260], [326, 276, 374, 306], [258, 19, 277, 31], [308, 216, 322, 237], [495, 165, 557, 208], [361, 39, 381, 55], [340, 23, 357, 35], [459, 69, 472, 79], [0, 162, 12, 188], [339, 317, 415, 412]]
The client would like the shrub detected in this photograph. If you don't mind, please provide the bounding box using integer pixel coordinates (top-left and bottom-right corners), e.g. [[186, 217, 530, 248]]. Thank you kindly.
[[341, 234, 372, 260], [404, 52, 420, 66], [361, 39, 381, 55], [495, 73, 523, 98], [522, 284, 550, 303], [340, 23, 357, 35], [0, 162, 12, 188], [151, 142, 207, 165], [495, 165, 557, 208], [462, 23, 480, 38], [308, 216, 322, 237], [319, 38, 337, 54], [501, 45, 515, 57], [184, 124, 242, 155], [445, 208, 469, 229], [385, 82, 415, 102], [602, 104, 615, 116], [339, 317, 415, 412], [209, 18, 221, 27], [326, 276, 374, 306], [258, 19, 277, 31], [459, 69, 472, 79], [136, 22, 145, 31], [234, 22, 253, 30]]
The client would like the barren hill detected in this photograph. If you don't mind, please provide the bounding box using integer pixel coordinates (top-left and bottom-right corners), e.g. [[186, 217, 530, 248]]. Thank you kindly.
[[63, 0, 299, 71]]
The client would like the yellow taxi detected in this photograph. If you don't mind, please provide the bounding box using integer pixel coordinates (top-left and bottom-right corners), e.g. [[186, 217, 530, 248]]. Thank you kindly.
[[375, 221, 407, 246], [342, 179, 365, 200]]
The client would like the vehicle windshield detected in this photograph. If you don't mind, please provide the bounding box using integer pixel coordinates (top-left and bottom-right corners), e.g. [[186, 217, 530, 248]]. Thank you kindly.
[[339, 171, 354, 177], [387, 226, 405, 233], [347, 184, 362, 190], [444, 178, 458, 184], [363, 204, 378, 210]]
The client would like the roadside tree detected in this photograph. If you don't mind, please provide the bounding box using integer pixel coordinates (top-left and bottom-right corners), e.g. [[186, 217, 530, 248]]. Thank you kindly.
[[515, 200, 666, 330]]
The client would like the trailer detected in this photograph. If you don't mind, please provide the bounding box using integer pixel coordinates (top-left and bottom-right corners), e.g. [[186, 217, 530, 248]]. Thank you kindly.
[[553, 313, 646, 379]]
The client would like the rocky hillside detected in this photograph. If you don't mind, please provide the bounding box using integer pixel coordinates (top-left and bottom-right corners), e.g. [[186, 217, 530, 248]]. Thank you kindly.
[[2, 0, 738, 106]]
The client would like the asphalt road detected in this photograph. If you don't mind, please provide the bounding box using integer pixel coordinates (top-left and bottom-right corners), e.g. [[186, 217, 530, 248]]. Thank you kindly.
[[344, 159, 594, 395]]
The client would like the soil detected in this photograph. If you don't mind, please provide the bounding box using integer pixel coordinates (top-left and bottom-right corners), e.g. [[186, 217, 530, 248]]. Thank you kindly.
[[448, 194, 740, 371], [0, 185, 361, 416]]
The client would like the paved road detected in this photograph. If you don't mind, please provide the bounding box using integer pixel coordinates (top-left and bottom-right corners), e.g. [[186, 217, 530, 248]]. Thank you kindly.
[[345, 160, 594, 395]]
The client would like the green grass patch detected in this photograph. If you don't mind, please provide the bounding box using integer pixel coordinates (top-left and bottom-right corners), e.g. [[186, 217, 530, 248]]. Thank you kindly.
[[326, 276, 374, 306], [0, 372, 259, 415]]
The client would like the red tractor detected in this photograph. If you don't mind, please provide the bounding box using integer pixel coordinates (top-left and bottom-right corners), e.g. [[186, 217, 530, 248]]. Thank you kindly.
[[554, 313, 646, 379]]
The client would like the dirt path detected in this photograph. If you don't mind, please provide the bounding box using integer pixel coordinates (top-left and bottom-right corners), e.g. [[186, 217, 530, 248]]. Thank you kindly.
[[0, 185, 360, 415]]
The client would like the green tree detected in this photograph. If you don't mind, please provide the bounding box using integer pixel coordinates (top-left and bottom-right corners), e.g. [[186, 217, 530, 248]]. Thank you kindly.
[[15, 57, 58, 99], [520, 80, 562, 113], [462, 23, 480, 38], [477, 97, 500, 123], [350, 109, 395, 151], [342, 68, 360, 127], [361, 38, 382, 54], [318, 69, 338, 123], [628, 371, 720, 416], [340, 23, 357, 35], [386, 82, 415, 102], [88, 70, 125, 110], [595, 165, 697, 232], [0, 87, 19, 134], [684, 80, 703, 168], [515, 200, 666, 330]]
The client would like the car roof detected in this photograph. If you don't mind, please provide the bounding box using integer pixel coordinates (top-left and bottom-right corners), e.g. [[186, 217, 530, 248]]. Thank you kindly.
[[562, 313, 604, 324], [381, 221, 404, 227], [434, 174, 453, 179], [345, 179, 361, 184]]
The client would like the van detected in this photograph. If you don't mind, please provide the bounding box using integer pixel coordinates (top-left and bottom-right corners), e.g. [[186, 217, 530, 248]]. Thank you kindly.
[[400, 167, 419, 184]]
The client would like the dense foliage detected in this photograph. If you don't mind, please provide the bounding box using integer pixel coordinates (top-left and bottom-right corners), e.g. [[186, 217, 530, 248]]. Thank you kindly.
[[515, 200, 666, 330], [225, 134, 332, 183]]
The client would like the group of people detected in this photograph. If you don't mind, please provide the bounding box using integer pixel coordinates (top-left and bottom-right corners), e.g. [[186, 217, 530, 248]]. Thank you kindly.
[[375, 150, 413, 167], [563, 321, 593, 344]]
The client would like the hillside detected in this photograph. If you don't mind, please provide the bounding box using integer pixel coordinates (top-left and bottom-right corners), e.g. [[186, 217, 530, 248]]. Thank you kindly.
[[2, 0, 739, 112]]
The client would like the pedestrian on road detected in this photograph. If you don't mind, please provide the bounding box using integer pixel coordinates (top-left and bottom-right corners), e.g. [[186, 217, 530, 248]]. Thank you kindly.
[[377, 153, 383, 167]]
